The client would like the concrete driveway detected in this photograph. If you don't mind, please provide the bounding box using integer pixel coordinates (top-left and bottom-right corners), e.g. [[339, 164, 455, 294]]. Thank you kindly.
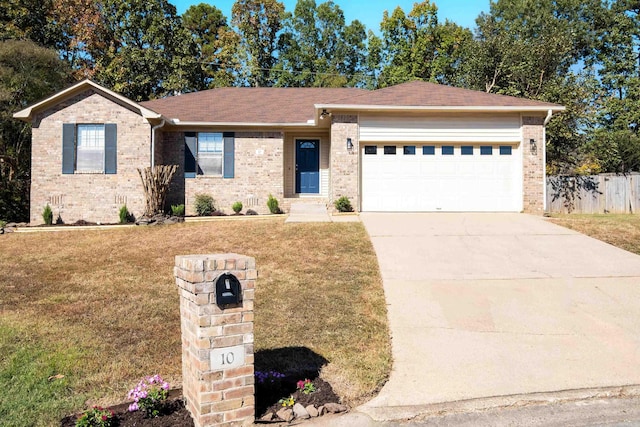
[[358, 213, 640, 421]]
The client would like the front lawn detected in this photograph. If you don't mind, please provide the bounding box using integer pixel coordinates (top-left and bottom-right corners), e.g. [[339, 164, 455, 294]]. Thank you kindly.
[[548, 214, 640, 255], [0, 219, 390, 426]]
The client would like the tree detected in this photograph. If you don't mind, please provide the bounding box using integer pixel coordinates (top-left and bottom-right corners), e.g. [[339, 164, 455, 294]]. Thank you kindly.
[[231, 0, 285, 87], [378, 1, 472, 87], [94, 0, 199, 101], [0, 40, 71, 222], [275, 0, 367, 87], [49, 0, 106, 79], [461, 0, 601, 174], [587, 0, 640, 173], [0, 0, 61, 48], [183, 3, 241, 89]]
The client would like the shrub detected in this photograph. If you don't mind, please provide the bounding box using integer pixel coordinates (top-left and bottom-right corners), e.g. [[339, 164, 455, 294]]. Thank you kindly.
[[334, 196, 353, 212], [194, 193, 215, 216], [127, 375, 170, 418], [42, 204, 53, 225], [119, 205, 130, 224], [75, 406, 115, 427], [0, 220, 7, 228], [171, 204, 185, 216], [246, 209, 258, 215], [232, 201, 243, 214], [267, 194, 282, 214]]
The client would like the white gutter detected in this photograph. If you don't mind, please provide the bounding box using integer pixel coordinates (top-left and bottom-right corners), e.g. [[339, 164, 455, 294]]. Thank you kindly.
[[315, 104, 566, 113], [151, 119, 166, 167], [542, 109, 553, 212], [170, 121, 316, 127]]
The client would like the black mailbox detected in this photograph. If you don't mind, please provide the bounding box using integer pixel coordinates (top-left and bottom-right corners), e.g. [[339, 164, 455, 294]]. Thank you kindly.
[[215, 273, 242, 307]]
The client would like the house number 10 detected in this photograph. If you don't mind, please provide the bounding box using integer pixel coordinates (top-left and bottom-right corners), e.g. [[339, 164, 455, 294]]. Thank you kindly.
[[211, 345, 244, 370], [220, 352, 235, 365]]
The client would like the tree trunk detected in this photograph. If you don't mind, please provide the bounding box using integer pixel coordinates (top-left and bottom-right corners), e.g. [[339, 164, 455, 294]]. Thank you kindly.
[[137, 165, 178, 217]]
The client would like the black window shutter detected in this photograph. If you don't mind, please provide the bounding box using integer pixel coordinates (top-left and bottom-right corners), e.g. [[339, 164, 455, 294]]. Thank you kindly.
[[62, 124, 76, 174], [184, 132, 197, 178], [104, 124, 117, 174], [223, 132, 235, 179]]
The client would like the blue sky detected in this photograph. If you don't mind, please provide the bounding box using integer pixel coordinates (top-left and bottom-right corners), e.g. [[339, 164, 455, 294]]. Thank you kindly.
[[172, 0, 490, 32]]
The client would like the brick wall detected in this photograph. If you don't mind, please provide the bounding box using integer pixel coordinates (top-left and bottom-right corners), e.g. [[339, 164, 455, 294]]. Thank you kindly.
[[30, 89, 151, 224], [182, 131, 284, 215], [175, 253, 255, 427], [330, 115, 359, 211], [159, 131, 185, 210], [522, 116, 545, 215]]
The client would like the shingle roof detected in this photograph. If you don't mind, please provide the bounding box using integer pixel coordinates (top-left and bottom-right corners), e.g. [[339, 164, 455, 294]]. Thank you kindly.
[[140, 87, 364, 124], [322, 81, 562, 108], [140, 81, 562, 124]]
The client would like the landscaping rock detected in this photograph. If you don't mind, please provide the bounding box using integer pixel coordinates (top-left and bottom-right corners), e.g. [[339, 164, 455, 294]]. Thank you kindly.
[[293, 403, 310, 419], [260, 412, 276, 422], [306, 405, 319, 417], [136, 214, 184, 226], [246, 209, 258, 215], [324, 402, 347, 413], [5, 222, 17, 228], [317, 406, 326, 416], [276, 408, 294, 422]]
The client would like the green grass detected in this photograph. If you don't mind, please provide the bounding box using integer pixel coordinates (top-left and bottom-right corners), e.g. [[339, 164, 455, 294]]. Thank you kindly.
[[0, 218, 390, 425], [0, 323, 86, 427]]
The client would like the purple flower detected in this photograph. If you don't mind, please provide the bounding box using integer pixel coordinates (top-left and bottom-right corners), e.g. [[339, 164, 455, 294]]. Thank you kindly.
[[128, 402, 139, 412]]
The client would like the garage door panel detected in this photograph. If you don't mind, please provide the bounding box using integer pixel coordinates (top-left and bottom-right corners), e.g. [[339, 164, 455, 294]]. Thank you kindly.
[[361, 143, 522, 212]]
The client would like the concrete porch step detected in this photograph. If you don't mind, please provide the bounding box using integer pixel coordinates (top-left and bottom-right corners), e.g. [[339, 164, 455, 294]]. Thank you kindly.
[[286, 202, 331, 223]]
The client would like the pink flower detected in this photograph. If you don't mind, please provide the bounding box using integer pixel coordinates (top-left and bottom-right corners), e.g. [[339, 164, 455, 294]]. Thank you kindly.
[[128, 402, 139, 412]]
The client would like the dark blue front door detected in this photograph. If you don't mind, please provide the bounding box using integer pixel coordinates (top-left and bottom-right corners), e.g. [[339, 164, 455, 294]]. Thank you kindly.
[[296, 140, 320, 194]]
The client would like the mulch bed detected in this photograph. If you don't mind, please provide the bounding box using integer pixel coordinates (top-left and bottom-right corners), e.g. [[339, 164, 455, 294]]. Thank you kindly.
[[60, 398, 193, 427], [60, 377, 342, 426]]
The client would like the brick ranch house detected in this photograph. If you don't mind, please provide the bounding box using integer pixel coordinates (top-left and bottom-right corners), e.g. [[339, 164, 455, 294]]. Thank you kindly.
[[14, 79, 564, 225]]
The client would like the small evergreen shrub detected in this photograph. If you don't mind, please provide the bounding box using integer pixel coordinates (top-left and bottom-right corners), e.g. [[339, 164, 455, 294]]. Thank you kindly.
[[232, 201, 243, 214], [42, 204, 53, 225], [267, 194, 282, 214], [334, 196, 353, 212], [194, 193, 215, 216], [171, 204, 185, 216], [119, 205, 130, 224]]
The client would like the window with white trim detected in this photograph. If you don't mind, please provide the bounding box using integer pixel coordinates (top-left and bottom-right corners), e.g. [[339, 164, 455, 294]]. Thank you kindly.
[[62, 123, 117, 174], [76, 125, 105, 172], [184, 132, 235, 178], [197, 133, 224, 175]]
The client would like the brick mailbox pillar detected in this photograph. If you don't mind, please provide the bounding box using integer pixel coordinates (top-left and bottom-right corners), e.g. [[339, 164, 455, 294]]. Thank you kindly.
[[175, 253, 256, 427]]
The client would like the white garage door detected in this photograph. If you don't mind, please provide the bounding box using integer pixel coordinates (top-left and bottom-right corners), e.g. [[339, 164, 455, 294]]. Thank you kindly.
[[361, 143, 522, 212]]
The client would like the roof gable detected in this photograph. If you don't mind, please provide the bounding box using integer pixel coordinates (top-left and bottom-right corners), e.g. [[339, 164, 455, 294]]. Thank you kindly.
[[13, 80, 162, 122]]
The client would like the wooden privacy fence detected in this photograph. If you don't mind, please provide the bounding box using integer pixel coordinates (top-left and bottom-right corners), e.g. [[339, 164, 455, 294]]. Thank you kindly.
[[546, 173, 640, 214]]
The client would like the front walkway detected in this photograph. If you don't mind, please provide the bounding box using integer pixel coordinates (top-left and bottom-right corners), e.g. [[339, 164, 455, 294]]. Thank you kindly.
[[285, 202, 359, 223], [358, 213, 640, 421]]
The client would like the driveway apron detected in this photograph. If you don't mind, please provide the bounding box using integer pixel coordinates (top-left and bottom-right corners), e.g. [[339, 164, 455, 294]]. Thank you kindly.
[[359, 213, 640, 420]]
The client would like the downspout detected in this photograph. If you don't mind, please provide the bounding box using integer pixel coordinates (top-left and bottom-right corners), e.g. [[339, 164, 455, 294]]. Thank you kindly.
[[151, 119, 166, 167], [542, 109, 553, 212]]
